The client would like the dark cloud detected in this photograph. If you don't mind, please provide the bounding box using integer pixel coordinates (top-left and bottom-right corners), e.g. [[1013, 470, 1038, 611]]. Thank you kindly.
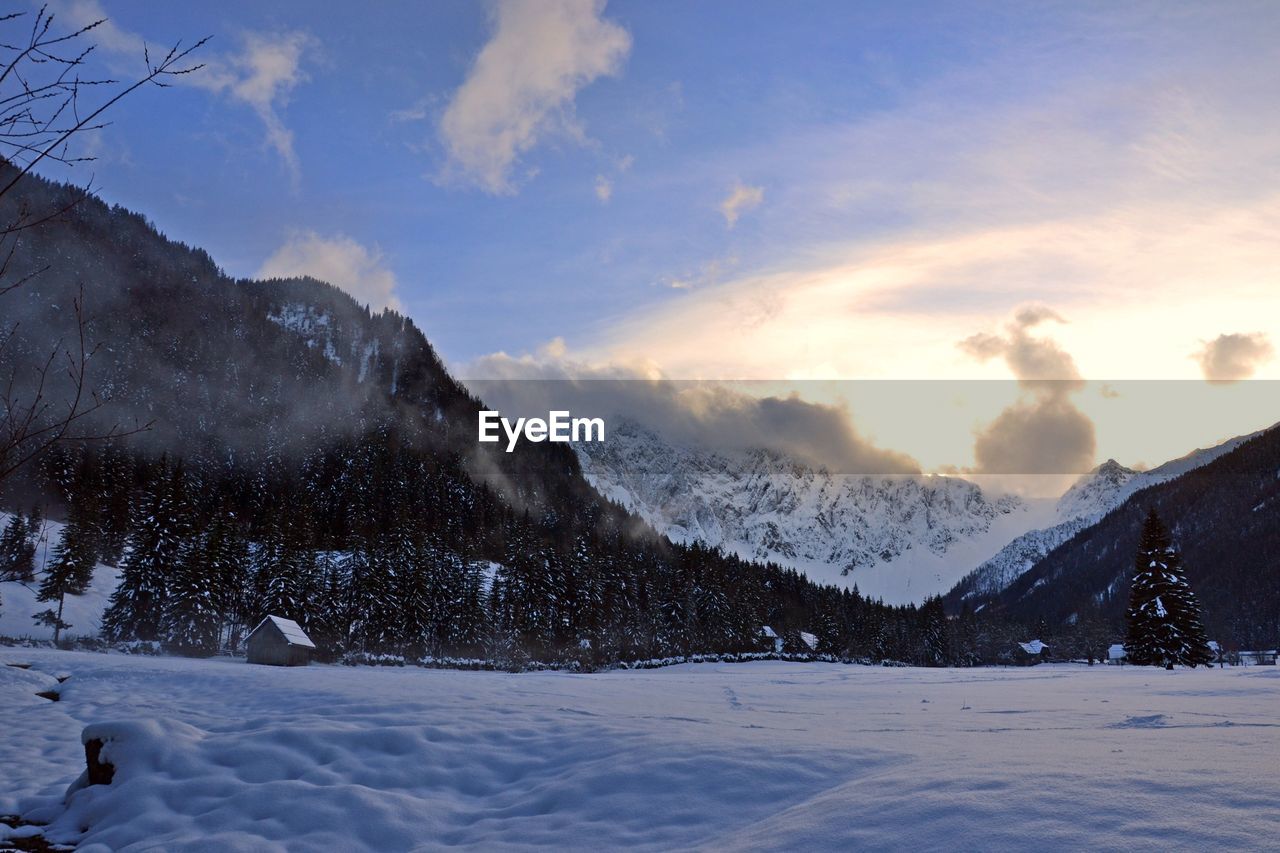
[[1195, 332, 1273, 383], [461, 353, 919, 475], [971, 398, 1095, 475], [958, 305, 1096, 474]]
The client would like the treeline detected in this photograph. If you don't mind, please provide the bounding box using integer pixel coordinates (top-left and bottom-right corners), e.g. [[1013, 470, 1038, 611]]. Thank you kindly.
[[1, 441, 1020, 668], [986, 426, 1280, 650], [0, 164, 1078, 669]]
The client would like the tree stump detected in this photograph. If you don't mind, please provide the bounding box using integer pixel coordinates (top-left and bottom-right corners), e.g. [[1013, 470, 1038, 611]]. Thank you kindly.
[[84, 738, 115, 786]]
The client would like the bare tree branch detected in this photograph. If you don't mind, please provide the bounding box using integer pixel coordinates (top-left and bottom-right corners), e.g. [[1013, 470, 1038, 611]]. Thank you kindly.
[[0, 8, 201, 486]]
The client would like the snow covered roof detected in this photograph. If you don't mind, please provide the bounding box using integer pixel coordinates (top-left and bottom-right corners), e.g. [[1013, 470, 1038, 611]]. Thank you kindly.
[[800, 631, 818, 650], [1108, 644, 1126, 659], [1018, 640, 1047, 655], [252, 616, 316, 649], [760, 626, 779, 639]]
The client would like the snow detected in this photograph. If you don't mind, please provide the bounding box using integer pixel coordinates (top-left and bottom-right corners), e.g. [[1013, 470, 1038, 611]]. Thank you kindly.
[[3, 652, 1279, 851], [1018, 640, 1047, 655], [0, 513, 122, 642], [958, 429, 1267, 602], [255, 615, 315, 649], [574, 419, 1043, 605]]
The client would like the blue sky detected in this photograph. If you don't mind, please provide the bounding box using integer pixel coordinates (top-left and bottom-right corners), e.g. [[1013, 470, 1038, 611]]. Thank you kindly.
[[39, 1, 1231, 363], [25, 0, 1280, 474]]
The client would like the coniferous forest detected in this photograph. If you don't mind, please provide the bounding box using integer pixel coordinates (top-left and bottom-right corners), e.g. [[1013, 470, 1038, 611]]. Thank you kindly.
[[2, 164, 1276, 668], [0, 165, 1005, 668]]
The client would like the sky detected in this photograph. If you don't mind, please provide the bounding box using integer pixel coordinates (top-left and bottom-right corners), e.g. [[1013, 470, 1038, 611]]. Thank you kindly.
[[24, 0, 1280, 479]]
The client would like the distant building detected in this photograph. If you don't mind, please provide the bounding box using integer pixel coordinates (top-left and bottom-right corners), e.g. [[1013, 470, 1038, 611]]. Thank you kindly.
[[799, 631, 818, 652], [1108, 644, 1127, 665], [1011, 639, 1050, 666], [1239, 650, 1278, 666], [246, 616, 315, 667], [760, 625, 783, 654]]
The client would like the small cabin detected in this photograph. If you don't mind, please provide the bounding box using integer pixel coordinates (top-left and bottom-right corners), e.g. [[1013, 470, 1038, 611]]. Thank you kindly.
[[246, 616, 315, 667], [1011, 639, 1050, 666], [760, 625, 783, 654], [1239, 649, 1278, 666], [1107, 644, 1127, 665]]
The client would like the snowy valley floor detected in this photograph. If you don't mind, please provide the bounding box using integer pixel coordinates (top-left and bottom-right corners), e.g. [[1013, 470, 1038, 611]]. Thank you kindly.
[[2, 654, 1279, 852]]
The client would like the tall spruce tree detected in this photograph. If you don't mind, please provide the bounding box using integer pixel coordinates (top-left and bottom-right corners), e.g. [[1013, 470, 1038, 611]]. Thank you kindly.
[[1124, 508, 1214, 669], [101, 462, 191, 642], [0, 513, 36, 582], [57, 501, 100, 594], [34, 513, 100, 643], [161, 532, 223, 656]]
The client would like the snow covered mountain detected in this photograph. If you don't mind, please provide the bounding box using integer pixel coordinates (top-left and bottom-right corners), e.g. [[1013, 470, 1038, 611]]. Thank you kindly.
[[946, 429, 1267, 607], [575, 420, 1036, 604]]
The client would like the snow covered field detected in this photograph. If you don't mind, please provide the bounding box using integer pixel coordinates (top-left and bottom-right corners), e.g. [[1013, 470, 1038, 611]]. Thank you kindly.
[[3, 653, 1279, 851]]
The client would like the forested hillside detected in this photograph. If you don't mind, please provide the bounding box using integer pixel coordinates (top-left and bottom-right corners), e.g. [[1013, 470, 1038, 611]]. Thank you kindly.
[[0, 166, 975, 666], [984, 426, 1280, 649]]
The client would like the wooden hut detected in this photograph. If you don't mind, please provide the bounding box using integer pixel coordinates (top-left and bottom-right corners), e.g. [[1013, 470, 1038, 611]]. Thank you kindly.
[[1010, 639, 1050, 666], [246, 615, 315, 666]]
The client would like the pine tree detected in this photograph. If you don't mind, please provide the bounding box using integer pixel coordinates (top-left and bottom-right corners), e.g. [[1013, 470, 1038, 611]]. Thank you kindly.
[[347, 535, 395, 653], [207, 513, 251, 651], [1124, 508, 1214, 669], [57, 502, 100, 595], [101, 463, 191, 642], [395, 535, 435, 658], [160, 533, 222, 656], [919, 597, 950, 666], [308, 553, 350, 660], [450, 556, 490, 657], [0, 514, 36, 583], [251, 511, 320, 629]]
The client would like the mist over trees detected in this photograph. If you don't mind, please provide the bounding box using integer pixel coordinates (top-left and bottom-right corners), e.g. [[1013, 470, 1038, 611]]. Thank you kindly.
[[0, 165, 999, 668], [1, 10, 1273, 665]]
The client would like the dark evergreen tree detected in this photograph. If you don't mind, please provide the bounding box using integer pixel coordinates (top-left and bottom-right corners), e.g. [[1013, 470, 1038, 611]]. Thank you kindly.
[[450, 555, 490, 657], [34, 507, 102, 642], [207, 513, 251, 651], [161, 534, 222, 656], [919, 597, 950, 666], [396, 536, 436, 658], [1124, 509, 1214, 669], [101, 462, 191, 642], [0, 513, 36, 582], [347, 535, 395, 653], [308, 553, 350, 660], [56, 501, 99, 595]]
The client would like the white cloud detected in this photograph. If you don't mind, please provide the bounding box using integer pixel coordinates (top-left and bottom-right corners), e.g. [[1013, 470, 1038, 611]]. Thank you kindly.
[[258, 232, 401, 312], [56, 0, 140, 55], [438, 0, 631, 194], [594, 174, 613, 202], [1195, 333, 1274, 383], [53, 0, 315, 181], [719, 182, 764, 227], [662, 255, 737, 291], [197, 31, 316, 182]]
